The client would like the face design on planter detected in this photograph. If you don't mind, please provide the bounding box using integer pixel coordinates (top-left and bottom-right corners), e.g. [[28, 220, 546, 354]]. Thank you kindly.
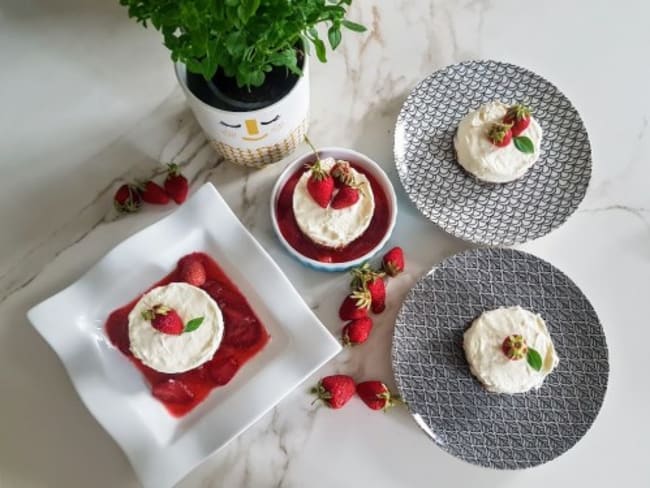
[[219, 115, 282, 142]]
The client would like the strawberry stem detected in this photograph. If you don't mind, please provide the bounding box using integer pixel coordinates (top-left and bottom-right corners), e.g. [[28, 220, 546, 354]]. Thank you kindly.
[[304, 134, 321, 163]]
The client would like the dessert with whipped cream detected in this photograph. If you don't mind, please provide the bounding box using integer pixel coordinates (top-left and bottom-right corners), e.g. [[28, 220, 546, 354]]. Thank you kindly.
[[275, 150, 392, 264], [463, 306, 559, 394], [105, 252, 269, 417], [454, 101, 542, 183], [128, 282, 223, 374], [293, 157, 375, 248]]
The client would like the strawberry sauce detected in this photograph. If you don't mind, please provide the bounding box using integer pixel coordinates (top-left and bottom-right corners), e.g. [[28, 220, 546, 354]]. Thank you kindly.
[[105, 252, 269, 417], [276, 162, 391, 263]]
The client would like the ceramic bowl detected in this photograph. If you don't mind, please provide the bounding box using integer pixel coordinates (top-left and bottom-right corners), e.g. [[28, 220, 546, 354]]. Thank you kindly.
[[270, 146, 397, 272]]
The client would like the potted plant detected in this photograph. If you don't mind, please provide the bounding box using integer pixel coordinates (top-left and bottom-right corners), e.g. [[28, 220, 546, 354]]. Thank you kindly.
[[119, 0, 366, 168]]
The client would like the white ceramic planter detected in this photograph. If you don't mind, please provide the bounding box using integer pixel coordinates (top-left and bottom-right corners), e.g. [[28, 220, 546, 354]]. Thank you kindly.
[[175, 60, 310, 168]]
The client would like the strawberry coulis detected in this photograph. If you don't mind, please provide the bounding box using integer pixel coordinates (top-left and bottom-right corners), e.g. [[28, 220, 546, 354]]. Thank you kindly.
[[105, 252, 269, 417], [276, 162, 391, 263]]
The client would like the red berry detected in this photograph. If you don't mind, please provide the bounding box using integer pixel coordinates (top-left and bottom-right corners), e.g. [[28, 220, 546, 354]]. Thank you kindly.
[[208, 353, 240, 386], [503, 104, 532, 137], [331, 160, 355, 188], [342, 317, 373, 346], [382, 247, 405, 277], [356, 381, 401, 411], [178, 255, 206, 286], [331, 185, 360, 209], [306, 160, 335, 208], [113, 183, 142, 214], [366, 277, 386, 314], [339, 289, 371, 320], [139, 180, 170, 205], [487, 122, 513, 147], [141, 304, 184, 335], [164, 163, 189, 204], [222, 307, 262, 348], [152, 379, 194, 404], [311, 375, 355, 409]]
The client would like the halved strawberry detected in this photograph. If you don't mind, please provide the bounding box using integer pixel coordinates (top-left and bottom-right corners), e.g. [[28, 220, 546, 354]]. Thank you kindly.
[[152, 379, 194, 404], [331, 184, 360, 209], [222, 308, 262, 348]]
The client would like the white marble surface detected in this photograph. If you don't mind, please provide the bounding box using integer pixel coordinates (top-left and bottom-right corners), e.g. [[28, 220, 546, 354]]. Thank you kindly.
[[1, 1, 649, 487]]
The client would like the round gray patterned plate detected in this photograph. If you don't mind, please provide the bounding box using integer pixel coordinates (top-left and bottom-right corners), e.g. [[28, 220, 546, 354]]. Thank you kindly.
[[392, 248, 609, 469], [394, 60, 592, 245]]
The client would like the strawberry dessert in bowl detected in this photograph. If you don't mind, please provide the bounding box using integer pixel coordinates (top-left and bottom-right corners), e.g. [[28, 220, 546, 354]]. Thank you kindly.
[[271, 145, 397, 271]]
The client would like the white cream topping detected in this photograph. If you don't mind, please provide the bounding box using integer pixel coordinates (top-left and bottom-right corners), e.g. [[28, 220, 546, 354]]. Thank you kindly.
[[128, 282, 223, 374], [454, 101, 543, 183], [292, 157, 375, 248], [463, 306, 559, 394]]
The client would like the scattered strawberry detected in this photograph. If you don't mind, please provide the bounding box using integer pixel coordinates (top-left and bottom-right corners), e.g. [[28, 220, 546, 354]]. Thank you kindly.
[[139, 180, 170, 205], [331, 184, 360, 209], [164, 163, 189, 204], [142, 304, 184, 335], [331, 160, 355, 188], [342, 317, 373, 346], [487, 122, 513, 147], [356, 381, 401, 411], [503, 104, 532, 137], [339, 288, 371, 320], [502, 334, 528, 360], [178, 255, 206, 286], [382, 247, 405, 277], [350, 263, 386, 314], [306, 159, 335, 208], [311, 374, 356, 409], [152, 379, 194, 404], [113, 183, 142, 214]]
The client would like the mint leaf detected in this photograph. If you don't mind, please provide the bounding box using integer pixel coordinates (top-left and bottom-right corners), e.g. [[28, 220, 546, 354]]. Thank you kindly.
[[513, 136, 535, 154], [342, 20, 367, 32], [184, 317, 204, 333], [527, 348, 543, 371]]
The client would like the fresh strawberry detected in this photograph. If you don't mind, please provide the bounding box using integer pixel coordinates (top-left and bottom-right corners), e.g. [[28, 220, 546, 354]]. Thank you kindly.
[[502, 334, 528, 360], [487, 122, 513, 147], [503, 104, 532, 137], [339, 288, 371, 320], [331, 160, 355, 188], [164, 163, 189, 204], [356, 381, 401, 411], [350, 263, 386, 314], [178, 255, 206, 286], [342, 317, 373, 346], [113, 183, 142, 214], [311, 374, 355, 409], [141, 304, 184, 335], [331, 184, 360, 209], [139, 180, 170, 205], [306, 159, 335, 208], [382, 247, 405, 277], [152, 379, 194, 404]]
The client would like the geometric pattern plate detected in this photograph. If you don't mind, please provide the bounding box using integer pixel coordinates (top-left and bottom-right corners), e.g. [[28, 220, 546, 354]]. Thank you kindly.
[[394, 60, 592, 245], [392, 248, 609, 469]]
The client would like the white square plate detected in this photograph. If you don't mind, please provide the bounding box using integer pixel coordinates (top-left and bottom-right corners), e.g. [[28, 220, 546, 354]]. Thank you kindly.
[[27, 183, 341, 488]]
